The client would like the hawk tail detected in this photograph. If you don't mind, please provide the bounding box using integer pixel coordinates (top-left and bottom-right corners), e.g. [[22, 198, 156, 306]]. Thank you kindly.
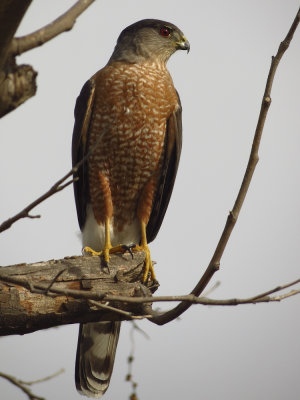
[[75, 321, 121, 398]]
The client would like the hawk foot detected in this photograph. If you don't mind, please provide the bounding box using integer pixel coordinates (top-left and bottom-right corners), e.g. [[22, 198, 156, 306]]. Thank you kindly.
[[133, 244, 155, 282], [83, 244, 129, 264]]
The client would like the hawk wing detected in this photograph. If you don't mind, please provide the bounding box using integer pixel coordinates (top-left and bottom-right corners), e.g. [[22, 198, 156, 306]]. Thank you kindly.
[[72, 78, 96, 230], [146, 92, 182, 243]]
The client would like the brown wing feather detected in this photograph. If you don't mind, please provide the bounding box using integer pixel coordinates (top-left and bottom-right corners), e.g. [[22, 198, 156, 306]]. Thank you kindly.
[[146, 93, 182, 243], [72, 79, 95, 230]]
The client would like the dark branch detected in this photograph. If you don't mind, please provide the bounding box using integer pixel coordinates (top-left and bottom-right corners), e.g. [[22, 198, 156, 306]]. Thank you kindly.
[[9, 0, 96, 56], [0, 1, 95, 117], [148, 6, 300, 326], [0, 252, 299, 336], [0, 252, 155, 336], [0, 170, 75, 233], [0, 369, 64, 400], [0, 0, 32, 70], [0, 131, 103, 232]]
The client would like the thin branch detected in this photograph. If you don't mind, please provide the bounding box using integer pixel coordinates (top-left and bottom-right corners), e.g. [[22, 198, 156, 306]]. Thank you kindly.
[[148, 6, 300, 326], [20, 369, 65, 386], [102, 278, 300, 307], [2, 261, 299, 306], [10, 0, 96, 56], [0, 170, 75, 233], [0, 130, 102, 232], [88, 299, 151, 320], [0, 369, 63, 400]]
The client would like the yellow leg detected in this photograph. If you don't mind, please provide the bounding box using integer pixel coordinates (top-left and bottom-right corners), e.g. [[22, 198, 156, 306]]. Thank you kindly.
[[83, 219, 155, 282], [83, 217, 125, 263], [134, 221, 156, 282]]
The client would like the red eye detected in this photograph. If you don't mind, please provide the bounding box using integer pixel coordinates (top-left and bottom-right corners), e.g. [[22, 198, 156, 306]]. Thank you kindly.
[[160, 26, 171, 37]]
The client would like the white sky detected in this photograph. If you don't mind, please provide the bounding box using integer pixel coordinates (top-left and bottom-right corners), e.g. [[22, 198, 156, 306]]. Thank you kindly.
[[0, 1, 300, 399]]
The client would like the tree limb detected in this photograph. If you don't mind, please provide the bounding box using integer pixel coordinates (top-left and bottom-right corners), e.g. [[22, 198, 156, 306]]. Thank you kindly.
[[1, 251, 299, 336], [9, 0, 96, 56], [0, 0, 96, 118], [148, 6, 300, 326], [0, 251, 156, 336], [0, 0, 32, 70], [0, 0, 35, 117]]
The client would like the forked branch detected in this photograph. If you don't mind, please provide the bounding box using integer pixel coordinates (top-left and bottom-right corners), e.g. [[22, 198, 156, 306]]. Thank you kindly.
[[0, 254, 299, 336], [148, 6, 300, 326], [9, 0, 96, 56]]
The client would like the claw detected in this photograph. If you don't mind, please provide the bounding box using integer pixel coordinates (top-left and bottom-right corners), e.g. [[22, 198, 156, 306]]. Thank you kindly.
[[83, 246, 102, 256], [134, 243, 155, 282], [121, 244, 136, 259]]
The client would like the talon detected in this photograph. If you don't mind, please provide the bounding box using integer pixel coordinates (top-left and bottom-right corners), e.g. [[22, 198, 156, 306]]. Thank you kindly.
[[83, 246, 102, 256], [121, 244, 136, 259], [134, 244, 155, 282]]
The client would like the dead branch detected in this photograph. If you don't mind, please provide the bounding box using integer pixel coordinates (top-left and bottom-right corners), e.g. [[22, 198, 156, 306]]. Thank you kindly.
[[0, 369, 64, 400], [0, 129, 104, 233], [0, 0, 95, 117], [9, 0, 96, 56], [1, 250, 299, 337], [148, 6, 300, 326], [0, 0, 35, 117], [0, 0, 32, 70], [0, 252, 155, 336], [0, 167, 75, 233]]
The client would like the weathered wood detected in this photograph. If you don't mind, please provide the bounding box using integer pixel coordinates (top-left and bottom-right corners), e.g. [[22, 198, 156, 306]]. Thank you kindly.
[[0, 252, 155, 336]]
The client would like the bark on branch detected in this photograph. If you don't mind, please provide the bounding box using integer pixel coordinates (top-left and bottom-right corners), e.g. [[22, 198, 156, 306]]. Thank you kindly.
[[1, 251, 299, 337], [0, 252, 155, 336], [0, 0, 35, 117]]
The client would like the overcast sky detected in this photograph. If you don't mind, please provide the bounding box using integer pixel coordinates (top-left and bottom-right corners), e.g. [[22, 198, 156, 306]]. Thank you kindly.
[[1, 1, 300, 399]]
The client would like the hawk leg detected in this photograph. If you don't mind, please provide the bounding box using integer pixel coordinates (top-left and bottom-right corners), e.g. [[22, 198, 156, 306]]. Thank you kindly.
[[83, 217, 126, 265], [134, 221, 156, 282]]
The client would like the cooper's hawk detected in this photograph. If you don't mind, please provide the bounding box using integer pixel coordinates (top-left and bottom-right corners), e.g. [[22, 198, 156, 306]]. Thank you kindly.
[[72, 19, 189, 397]]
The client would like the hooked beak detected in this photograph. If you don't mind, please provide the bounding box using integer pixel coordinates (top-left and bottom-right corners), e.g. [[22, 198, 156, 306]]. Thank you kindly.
[[176, 36, 190, 53]]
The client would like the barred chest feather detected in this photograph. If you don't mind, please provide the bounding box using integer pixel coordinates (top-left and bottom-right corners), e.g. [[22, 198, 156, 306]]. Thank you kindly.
[[87, 61, 178, 233]]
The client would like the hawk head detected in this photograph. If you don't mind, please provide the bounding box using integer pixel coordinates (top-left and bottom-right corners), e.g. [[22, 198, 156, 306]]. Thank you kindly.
[[110, 19, 190, 64]]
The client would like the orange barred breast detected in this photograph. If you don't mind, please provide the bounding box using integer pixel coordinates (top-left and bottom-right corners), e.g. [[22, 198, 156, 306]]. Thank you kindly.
[[88, 61, 178, 232]]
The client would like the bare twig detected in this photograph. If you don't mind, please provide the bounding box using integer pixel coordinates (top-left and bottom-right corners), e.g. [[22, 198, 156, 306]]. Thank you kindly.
[[102, 278, 300, 307], [0, 129, 102, 232], [148, 6, 300, 326], [88, 299, 151, 320], [0, 369, 64, 400], [10, 0, 96, 56], [0, 169, 75, 233], [20, 368, 65, 386], [125, 322, 146, 400]]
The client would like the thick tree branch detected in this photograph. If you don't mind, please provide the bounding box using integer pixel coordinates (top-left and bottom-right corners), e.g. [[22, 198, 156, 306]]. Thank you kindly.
[[1, 252, 299, 337], [148, 6, 300, 326], [0, 0, 32, 70], [9, 0, 96, 56], [0, 0, 35, 117], [0, 251, 156, 336]]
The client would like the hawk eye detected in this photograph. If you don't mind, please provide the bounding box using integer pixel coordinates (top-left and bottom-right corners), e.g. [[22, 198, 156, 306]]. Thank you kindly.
[[159, 26, 171, 37]]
